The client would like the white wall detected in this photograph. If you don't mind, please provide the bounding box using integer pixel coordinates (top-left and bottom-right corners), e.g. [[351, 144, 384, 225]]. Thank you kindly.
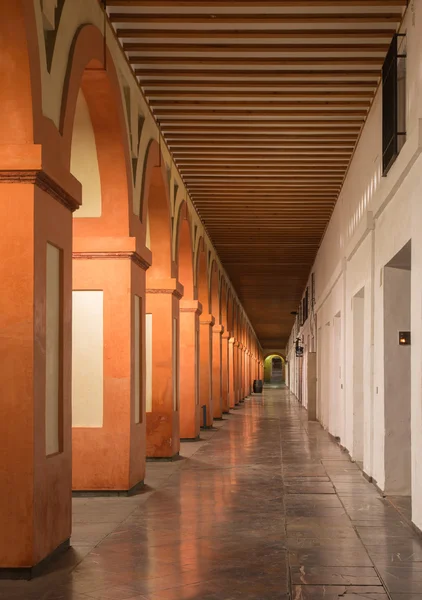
[[70, 90, 102, 218], [145, 313, 152, 413], [72, 291, 104, 427], [286, 6, 422, 529]]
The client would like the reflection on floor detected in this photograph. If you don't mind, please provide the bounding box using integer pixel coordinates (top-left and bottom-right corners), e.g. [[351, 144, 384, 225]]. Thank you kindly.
[[1, 388, 422, 599]]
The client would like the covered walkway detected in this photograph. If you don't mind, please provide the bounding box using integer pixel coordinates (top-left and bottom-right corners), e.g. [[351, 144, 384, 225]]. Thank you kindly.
[[1, 388, 421, 599]]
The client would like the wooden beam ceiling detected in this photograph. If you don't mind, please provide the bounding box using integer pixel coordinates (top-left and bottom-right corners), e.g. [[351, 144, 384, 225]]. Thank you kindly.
[[107, 0, 405, 347]]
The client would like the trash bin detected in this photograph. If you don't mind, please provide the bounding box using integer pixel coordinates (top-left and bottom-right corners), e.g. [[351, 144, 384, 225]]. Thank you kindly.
[[253, 379, 263, 394]]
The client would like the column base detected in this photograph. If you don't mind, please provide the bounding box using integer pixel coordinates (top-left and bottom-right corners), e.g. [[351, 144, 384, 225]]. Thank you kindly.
[[72, 479, 145, 498], [181, 436, 201, 442], [146, 453, 181, 462], [0, 539, 70, 580]]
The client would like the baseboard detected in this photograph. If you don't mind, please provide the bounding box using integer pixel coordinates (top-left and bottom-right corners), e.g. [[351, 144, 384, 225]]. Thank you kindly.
[[0, 538, 70, 580], [180, 435, 201, 442], [73, 479, 145, 497]]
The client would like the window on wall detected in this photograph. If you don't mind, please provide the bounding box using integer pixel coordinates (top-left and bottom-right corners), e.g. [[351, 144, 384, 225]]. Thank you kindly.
[[302, 288, 309, 324], [382, 33, 407, 176], [311, 273, 315, 309]]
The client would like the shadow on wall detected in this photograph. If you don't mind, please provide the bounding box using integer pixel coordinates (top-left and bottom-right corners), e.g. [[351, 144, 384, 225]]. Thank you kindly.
[[264, 355, 285, 384]]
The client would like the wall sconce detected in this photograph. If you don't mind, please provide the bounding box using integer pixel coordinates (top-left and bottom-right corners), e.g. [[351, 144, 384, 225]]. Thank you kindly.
[[399, 331, 411, 345], [295, 337, 304, 358]]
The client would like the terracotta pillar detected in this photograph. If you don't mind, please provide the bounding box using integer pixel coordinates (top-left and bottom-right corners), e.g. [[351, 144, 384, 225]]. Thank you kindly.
[[228, 337, 236, 409], [72, 242, 149, 491], [234, 340, 240, 404], [222, 331, 230, 413], [212, 324, 224, 419], [146, 279, 183, 458], [0, 161, 78, 572], [247, 351, 252, 395], [200, 314, 215, 427], [243, 348, 249, 398], [243, 348, 248, 398], [238, 343, 244, 401], [179, 300, 202, 440]]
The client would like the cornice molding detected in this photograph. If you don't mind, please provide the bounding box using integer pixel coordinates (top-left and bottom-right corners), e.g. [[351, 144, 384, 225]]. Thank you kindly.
[[73, 250, 150, 271], [213, 324, 224, 335], [200, 314, 215, 326], [1, 170, 80, 212], [146, 287, 183, 299]]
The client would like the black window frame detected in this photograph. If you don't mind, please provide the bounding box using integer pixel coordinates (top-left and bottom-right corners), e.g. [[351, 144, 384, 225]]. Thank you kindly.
[[382, 33, 407, 176]]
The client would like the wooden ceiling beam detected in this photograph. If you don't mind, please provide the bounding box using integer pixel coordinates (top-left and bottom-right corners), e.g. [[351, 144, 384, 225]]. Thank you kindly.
[[179, 160, 349, 165], [148, 90, 374, 99], [192, 197, 336, 201], [110, 14, 403, 24], [152, 100, 370, 109], [135, 68, 380, 78], [188, 185, 341, 189], [130, 55, 383, 66], [161, 124, 362, 132], [143, 81, 379, 89], [174, 150, 353, 156], [173, 141, 355, 147], [161, 122, 363, 129], [117, 29, 396, 40], [157, 110, 366, 118], [124, 42, 389, 53], [168, 133, 357, 139], [108, 1, 406, 7]]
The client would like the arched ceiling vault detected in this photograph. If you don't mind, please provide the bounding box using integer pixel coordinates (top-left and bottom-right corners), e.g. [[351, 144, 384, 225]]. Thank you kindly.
[[106, 0, 405, 348]]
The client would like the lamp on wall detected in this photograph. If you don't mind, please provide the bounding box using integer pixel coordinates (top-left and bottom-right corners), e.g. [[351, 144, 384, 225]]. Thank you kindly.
[[295, 337, 304, 358], [399, 331, 411, 345]]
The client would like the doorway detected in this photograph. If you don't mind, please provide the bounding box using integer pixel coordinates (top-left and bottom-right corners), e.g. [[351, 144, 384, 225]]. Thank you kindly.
[[352, 288, 365, 465], [383, 241, 411, 499]]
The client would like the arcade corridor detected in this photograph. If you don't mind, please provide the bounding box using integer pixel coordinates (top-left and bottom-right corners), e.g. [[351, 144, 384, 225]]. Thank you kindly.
[[1, 388, 421, 599]]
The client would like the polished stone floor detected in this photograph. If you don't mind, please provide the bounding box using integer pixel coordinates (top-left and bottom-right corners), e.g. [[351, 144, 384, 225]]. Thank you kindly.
[[1, 387, 422, 599]]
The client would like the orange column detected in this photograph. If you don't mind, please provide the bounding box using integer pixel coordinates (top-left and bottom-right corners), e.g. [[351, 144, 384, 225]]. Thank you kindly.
[[238, 343, 244, 401], [199, 314, 214, 427], [234, 340, 240, 404], [228, 337, 236, 409], [222, 331, 230, 413], [243, 348, 249, 398], [146, 279, 182, 458], [72, 245, 149, 491], [247, 351, 252, 395], [179, 300, 202, 440], [212, 324, 224, 419], [0, 170, 77, 572]]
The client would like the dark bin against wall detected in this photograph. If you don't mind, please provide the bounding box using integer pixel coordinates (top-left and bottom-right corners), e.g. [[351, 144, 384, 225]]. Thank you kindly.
[[253, 380, 263, 394]]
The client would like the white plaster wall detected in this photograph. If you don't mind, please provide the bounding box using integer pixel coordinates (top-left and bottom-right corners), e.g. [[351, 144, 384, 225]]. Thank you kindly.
[[286, 1, 422, 529], [70, 90, 102, 218], [72, 291, 104, 427], [410, 153, 422, 527], [45, 243, 61, 455]]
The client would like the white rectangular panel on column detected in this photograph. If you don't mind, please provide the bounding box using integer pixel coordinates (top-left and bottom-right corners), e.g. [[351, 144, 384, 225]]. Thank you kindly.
[[134, 295, 141, 424], [146, 313, 152, 413], [46, 243, 62, 456], [195, 328, 200, 405], [173, 318, 178, 411], [72, 291, 103, 427]]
